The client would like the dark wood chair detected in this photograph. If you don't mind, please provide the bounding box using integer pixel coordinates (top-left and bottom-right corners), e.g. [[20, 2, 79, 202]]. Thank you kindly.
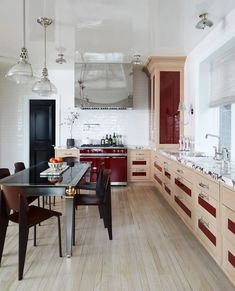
[[14, 162, 25, 173], [14, 163, 40, 206], [78, 162, 104, 192], [62, 156, 80, 163], [73, 169, 112, 245], [0, 168, 11, 180], [0, 185, 62, 280]]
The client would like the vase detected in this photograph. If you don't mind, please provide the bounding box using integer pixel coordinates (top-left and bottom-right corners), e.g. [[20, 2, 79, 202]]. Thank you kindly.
[[66, 138, 75, 148]]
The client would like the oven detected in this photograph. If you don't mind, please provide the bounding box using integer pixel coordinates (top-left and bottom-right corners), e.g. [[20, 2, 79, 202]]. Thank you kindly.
[[80, 147, 127, 186]]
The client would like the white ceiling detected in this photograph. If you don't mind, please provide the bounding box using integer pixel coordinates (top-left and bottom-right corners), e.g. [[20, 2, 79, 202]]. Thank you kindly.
[[0, 0, 235, 69]]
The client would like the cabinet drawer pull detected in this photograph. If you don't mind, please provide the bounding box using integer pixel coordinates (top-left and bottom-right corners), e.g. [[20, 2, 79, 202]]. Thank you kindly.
[[64, 153, 73, 156], [199, 193, 209, 201], [176, 195, 183, 201], [199, 182, 209, 190], [177, 169, 183, 174], [199, 217, 210, 229]]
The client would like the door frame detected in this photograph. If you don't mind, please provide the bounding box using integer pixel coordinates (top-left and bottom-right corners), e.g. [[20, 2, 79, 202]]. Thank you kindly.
[[23, 95, 61, 167]]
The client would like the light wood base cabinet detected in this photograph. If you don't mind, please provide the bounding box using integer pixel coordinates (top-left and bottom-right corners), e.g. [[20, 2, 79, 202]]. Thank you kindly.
[[128, 149, 150, 181], [152, 150, 235, 287]]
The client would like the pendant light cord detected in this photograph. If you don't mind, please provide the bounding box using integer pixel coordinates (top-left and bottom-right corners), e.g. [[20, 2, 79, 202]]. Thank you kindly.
[[23, 0, 26, 48], [44, 24, 47, 68]]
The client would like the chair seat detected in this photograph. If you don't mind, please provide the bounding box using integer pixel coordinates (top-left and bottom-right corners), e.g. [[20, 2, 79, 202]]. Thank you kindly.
[[9, 206, 62, 227], [27, 196, 39, 205], [74, 194, 102, 205], [78, 182, 96, 191]]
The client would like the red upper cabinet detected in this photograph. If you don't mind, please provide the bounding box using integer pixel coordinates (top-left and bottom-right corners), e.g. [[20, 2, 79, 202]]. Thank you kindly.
[[160, 71, 180, 144], [146, 57, 186, 148]]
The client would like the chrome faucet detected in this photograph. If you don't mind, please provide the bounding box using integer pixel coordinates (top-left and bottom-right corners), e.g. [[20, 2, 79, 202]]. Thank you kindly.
[[205, 133, 223, 160]]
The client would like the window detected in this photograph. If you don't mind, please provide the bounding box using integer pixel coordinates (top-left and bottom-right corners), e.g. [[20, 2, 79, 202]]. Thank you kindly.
[[219, 105, 231, 151]]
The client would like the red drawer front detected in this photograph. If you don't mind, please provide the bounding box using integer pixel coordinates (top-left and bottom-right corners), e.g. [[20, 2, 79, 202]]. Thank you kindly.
[[164, 185, 171, 195], [164, 171, 171, 180], [228, 219, 235, 235], [198, 220, 216, 246], [175, 196, 191, 218], [132, 172, 146, 176], [175, 179, 191, 196], [154, 174, 162, 186], [132, 161, 146, 165], [228, 251, 235, 268], [154, 162, 162, 172], [198, 196, 216, 218]]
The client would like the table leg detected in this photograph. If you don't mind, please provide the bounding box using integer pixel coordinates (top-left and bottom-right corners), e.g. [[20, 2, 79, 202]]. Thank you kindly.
[[0, 190, 9, 265], [65, 196, 74, 257]]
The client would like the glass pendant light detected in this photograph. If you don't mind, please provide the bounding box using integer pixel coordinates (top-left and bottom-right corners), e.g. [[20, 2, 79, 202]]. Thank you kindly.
[[32, 17, 57, 96], [6, 0, 33, 84]]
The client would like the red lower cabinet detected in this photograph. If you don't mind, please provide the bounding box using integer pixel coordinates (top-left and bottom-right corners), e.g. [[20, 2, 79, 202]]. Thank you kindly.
[[198, 219, 216, 246], [228, 251, 235, 268], [154, 174, 162, 186], [198, 195, 216, 218], [223, 239, 235, 285], [175, 178, 191, 197], [175, 196, 191, 218]]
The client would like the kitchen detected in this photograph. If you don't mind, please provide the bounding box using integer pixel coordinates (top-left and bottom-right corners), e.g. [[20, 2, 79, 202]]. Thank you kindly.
[[1, 0, 235, 290]]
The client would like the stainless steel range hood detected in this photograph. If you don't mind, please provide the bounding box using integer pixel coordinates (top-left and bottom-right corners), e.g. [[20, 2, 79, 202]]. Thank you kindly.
[[74, 63, 133, 109]]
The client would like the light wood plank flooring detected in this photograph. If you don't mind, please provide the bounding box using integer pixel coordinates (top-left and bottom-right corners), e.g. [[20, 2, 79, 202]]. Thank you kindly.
[[0, 183, 234, 291]]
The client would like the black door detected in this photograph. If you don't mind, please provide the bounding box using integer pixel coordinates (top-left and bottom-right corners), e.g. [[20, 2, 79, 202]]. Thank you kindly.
[[30, 100, 55, 166]]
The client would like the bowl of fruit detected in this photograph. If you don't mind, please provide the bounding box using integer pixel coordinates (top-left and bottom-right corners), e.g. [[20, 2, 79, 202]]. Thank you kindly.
[[48, 157, 63, 171]]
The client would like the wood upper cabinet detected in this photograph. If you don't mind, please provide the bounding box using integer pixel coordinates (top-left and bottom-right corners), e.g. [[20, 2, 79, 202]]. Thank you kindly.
[[146, 57, 186, 148]]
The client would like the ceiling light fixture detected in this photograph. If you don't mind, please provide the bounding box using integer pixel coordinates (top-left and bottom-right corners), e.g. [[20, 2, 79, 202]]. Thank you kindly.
[[131, 54, 142, 65], [32, 17, 57, 96], [6, 0, 33, 84], [195, 13, 213, 30]]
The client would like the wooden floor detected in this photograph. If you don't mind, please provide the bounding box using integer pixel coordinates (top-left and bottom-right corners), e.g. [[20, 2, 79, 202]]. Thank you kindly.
[[0, 183, 235, 291]]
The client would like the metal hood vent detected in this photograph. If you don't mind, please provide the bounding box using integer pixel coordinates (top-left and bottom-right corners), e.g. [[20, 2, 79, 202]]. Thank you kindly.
[[74, 62, 133, 110]]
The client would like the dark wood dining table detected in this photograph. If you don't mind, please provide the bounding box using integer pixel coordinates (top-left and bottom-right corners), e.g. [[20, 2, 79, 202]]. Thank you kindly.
[[0, 161, 90, 257]]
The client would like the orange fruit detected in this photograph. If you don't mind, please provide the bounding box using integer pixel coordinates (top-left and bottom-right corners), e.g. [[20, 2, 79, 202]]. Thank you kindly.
[[49, 157, 55, 163], [57, 157, 63, 162]]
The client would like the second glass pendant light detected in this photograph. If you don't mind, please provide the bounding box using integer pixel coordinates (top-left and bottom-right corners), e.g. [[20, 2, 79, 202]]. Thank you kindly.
[[32, 17, 57, 96]]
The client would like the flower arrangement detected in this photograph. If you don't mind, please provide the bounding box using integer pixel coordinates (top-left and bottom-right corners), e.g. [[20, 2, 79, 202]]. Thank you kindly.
[[63, 109, 79, 139]]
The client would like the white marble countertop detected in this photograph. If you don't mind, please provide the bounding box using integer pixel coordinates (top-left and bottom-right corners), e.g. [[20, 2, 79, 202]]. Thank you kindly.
[[158, 149, 235, 189]]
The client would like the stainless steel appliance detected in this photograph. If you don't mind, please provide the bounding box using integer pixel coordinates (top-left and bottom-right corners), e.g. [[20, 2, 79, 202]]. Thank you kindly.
[[80, 146, 127, 185]]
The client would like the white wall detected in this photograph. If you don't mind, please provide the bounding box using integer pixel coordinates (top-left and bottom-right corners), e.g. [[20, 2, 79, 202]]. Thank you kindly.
[[184, 8, 235, 154], [57, 66, 149, 147], [0, 64, 149, 172]]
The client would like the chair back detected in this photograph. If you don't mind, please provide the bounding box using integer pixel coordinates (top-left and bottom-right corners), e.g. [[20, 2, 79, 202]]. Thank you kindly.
[[0, 168, 10, 179], [96, 169, 111, 199], [62, 157, 80, 163], [95, 164, 105, 195], [1, 185, 29, 212], [14, 162, 25, 173]]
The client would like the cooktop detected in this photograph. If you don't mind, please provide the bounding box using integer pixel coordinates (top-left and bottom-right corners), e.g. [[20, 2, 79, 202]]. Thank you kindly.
[[80, 144, 125, 148]]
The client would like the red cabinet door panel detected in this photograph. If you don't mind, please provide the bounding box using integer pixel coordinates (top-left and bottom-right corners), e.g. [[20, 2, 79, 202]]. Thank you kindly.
[[132, 161, 146, 165], [133, 172, 146, 176], [228, 251, 235, 268], [154, 162, 162, 172], [175, 196, 191, 218], [160, 71, 180, 144], [228, 219, 235, 235], [198, 220, 216, 246], [164, 185, 171, 195], [175, 178, 191, 196], [154, 174, 162, 186], [164, 171, 171, 179], [198, 196, 216, 218]]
